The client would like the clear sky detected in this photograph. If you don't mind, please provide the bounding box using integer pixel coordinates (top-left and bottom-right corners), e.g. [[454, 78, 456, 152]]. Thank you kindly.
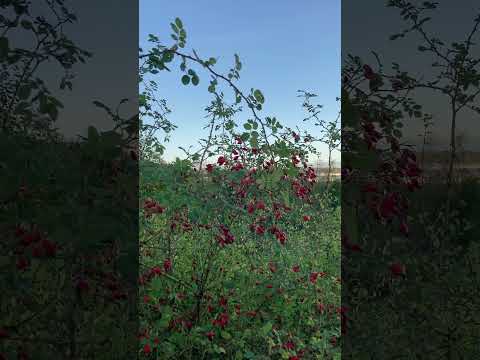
[[140, 0, 340, 164]]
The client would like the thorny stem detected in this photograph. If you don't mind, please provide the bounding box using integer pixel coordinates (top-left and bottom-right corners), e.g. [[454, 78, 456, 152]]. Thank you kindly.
[[199, 116, 216, 170]]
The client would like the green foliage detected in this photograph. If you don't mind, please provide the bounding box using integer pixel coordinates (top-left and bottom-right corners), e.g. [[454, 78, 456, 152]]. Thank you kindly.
[[139, 160, 341, 359], [136, 15, 343, 360]]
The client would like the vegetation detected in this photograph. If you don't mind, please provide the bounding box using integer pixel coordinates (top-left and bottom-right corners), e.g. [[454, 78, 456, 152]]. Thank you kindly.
[[138, 17, 341, 360], [1, 0, 479, 359], [139, 161, 341, 359]]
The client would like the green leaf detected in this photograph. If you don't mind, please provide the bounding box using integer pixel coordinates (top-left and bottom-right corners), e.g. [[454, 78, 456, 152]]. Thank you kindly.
[[225, 120, 235, 130], [191, 75, 199, 86], [244, 123, 252, 130], [157, 306, 173, 328], [221, 331, 232, 340], [224, 280, 236, 289], [241, 132, 250, 141], [234, 54, 242, 71], [244, 351, 255, 359], [253, 89, 265, 104], [281, 191, 291, 207], [260, 322, 273, 336], [162, 51, 174, 63], [175, 18, 183, 29], [181, 75, 190, 85], [287, 167, 299, 178], [170, 23, 179, 34]]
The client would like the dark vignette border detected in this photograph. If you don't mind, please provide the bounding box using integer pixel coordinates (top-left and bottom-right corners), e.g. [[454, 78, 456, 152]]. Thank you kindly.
[[342, 1, 480, 358], [0, 1, 139, 359]]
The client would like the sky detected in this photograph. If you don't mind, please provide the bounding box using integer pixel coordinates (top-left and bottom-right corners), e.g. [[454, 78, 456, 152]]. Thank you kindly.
[[140, 0, 341, 164], [343, 0, 480, 152], [28, 0, 139, 139]]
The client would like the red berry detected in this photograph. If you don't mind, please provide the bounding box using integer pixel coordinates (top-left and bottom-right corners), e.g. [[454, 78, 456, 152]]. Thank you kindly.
[[206, 331, 215, 341], [390, 262, 406, 277]]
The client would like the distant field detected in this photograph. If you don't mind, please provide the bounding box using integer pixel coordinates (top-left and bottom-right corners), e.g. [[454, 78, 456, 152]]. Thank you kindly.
[[313, 167, 341, 175], [421, 164, 480, 182]]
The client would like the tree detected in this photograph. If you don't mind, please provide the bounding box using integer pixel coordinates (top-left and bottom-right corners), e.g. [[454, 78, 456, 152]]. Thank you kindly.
[[387, 0, 480, 189], [0, 0, 91, 138]]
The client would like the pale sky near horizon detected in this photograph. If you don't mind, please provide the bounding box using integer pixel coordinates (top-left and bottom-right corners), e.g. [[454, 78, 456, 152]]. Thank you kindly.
[[140, 0, 341, 164]]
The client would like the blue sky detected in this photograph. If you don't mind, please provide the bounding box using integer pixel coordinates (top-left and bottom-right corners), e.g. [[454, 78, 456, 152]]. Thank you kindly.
[[140, 0, 340, 164]]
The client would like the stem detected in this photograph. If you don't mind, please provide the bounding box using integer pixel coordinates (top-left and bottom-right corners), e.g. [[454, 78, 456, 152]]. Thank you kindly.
[[421, 124, 427, 171], [199, 116, 215, 170], [447, 99, 457, 189], [326, 146, 333, 192]]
